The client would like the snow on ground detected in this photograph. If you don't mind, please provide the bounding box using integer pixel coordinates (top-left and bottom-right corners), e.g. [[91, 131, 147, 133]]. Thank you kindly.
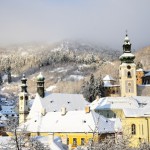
[[1, 87, 6, 91], [64, 75, 84, 81], [50, 67, 68, 73], [46, 85, 56, 91]]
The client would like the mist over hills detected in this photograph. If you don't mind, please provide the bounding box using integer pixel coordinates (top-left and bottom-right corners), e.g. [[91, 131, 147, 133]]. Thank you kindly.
[[0, 40, 149, 95]]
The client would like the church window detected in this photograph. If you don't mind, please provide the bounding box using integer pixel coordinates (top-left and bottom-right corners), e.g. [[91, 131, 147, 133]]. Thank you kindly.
[[131, 124, 136, 135], [112, 90, 115, 94], [20, 96, 23, 100], [107, 112, 109, 118], [114, 113, 116, 118], [25, 96, 28, 100], [81, 138, 85, 145], [73, 138, 77, 146], [142, 124, 144, 135], [127, 71, 131, 78], [67, 138, 69, 145], [129, 89, 130, 93]]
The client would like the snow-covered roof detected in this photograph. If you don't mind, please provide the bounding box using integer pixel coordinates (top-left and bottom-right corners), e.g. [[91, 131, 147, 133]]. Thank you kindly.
[[0, 105, 16, 115], [0, 113, 8, 121], [34, 136, 67, 150], [42, 93, 89, 111], [28, 93, 89, 119], [145, 72, 150, 77], [24, 110, 116, 134], [136, 68, 143, 72], [119, 53, 135, 59], [123, 105, 150, 117], [103, 75, 115, 81], [89, 97, 143, 110]]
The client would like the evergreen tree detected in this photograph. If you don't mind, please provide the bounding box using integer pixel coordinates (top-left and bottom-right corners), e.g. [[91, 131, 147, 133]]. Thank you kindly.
[[0, 73, 3, 85], [82, 74, 105, 102], [6, 66, 12, 83], [136, 62, 143, 69]]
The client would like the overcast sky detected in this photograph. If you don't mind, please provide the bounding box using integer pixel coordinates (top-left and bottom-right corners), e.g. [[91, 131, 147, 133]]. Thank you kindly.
[[0, 0, 150, 50]]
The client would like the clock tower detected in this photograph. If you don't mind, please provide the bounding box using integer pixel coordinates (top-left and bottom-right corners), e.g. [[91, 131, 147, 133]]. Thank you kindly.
[[119, 34, 137, 97]]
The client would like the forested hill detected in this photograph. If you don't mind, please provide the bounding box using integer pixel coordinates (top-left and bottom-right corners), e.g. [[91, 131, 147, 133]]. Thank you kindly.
[[0, 40, 121, 75], [0, 41, 149, 96], [135, 46, 150, 70]]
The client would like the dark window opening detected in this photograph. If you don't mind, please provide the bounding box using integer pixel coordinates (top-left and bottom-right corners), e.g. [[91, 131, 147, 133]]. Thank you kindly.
[[73, 138, 77, 146], [127, 71, 132, 78], [131, 124, 136, 135], [81, 138, 85, 145]]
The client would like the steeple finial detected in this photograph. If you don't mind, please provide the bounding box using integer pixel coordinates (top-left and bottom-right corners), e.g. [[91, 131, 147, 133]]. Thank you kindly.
[[126, 30, 128, 36]]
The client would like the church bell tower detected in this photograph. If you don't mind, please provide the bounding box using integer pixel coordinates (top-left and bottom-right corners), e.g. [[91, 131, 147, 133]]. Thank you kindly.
[[19, 74, 29, 125], [119, 34, 137, 97], [37, 72, 45, 98]]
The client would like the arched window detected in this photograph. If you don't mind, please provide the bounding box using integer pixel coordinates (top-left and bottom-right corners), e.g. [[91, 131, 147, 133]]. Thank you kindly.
[[131, 124, 136, 135], [127, 71, 131, 78]]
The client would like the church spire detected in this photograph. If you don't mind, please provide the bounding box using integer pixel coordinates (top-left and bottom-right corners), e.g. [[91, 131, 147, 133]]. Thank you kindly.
[[123, 33, 131, 53], [119, 34, 135, 64], [21, 74, 27, 93]]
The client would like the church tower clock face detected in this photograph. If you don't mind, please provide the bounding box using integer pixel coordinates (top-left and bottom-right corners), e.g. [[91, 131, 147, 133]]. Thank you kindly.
[[127, 65, 131, 69]]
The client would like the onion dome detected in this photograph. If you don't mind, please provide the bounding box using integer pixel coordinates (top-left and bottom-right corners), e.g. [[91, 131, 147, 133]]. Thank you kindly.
[[37, 72, 45, 81]]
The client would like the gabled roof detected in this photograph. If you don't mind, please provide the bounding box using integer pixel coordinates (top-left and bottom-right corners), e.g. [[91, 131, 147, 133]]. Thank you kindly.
[[145, 72, 150, 77], [103, 75, 115, 81], [90, 97, 139, 110], [29, 93, 89, 114], [24, 110, 116, 134]]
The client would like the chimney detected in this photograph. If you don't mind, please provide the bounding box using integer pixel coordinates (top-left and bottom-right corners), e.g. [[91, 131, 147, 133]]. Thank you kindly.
[[85, 106, 90, 113], [41, 108, 46, 116], [61, 107, 67, 115], [96, 95, 100, 101]]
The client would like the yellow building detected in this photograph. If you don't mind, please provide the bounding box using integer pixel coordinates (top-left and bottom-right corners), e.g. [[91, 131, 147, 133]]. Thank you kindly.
[[122, 107, 150, 147], [90, 95, 150, 147], [21, 106, 117, 149]]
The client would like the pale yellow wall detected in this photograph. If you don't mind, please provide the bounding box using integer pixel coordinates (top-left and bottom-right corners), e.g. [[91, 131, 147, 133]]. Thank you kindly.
[[96, 109, 150, 147], [122, 117, 150, 147], [30, 132, 100, 148], [19, 92, 29, 125], [119, 63, 137, 97]]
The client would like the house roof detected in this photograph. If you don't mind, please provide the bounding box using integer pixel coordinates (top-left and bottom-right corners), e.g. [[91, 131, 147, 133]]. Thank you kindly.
[[28, 93, 89, 119], [24, 110, 117, 134], [90, 97, 140, 110], [145, 72, 150, 77], [103, 75, 115, 81]]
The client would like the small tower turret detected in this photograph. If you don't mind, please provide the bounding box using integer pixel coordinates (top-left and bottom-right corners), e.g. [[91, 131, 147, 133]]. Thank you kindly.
[[37, 72, 45, 98], [19, 74, 29, 125], [119, 34, 137, 97]]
